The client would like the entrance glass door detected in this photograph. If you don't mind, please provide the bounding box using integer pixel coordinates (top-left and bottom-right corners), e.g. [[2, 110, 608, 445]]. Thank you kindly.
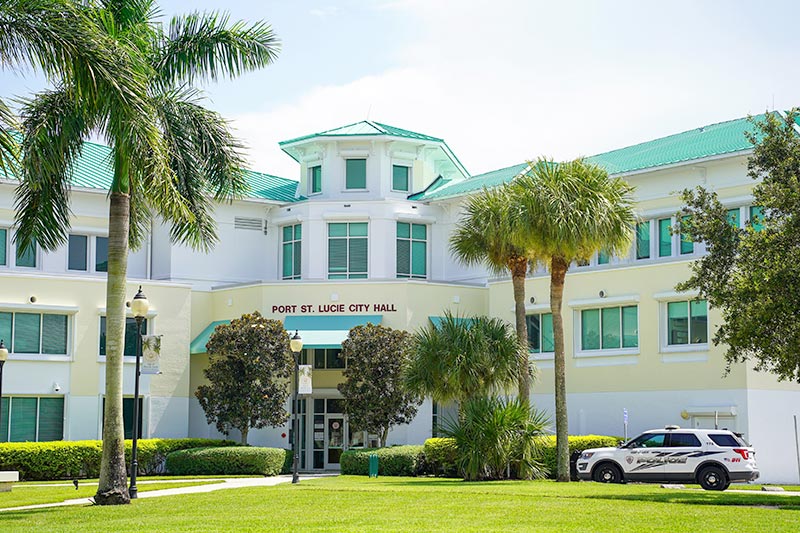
[[325, 415, 345, 469]]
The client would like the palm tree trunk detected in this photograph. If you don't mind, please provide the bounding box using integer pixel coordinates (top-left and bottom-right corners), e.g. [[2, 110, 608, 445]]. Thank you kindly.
[[550, 256, 570, 482], [510, 257, 530, 405], [94, 187, 131, 502]]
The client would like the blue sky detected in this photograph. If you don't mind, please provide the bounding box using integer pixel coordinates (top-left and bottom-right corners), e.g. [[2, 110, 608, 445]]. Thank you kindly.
[[3, 0, 800, 179]]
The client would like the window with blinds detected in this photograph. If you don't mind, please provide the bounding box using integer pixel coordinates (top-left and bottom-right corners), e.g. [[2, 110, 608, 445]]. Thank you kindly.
[[392, 165, 410, 192], [309, 165, 322, 194], [15, 236, 36, 268], [345, 159, 367, 189], [0, 228, 7, 266], [0, 312, 68, 355], [282, 224, 302, 280], [99, 316, 148, 356], [328, 223, 368, 279], [0, 397, 64, 442], [396, 222, 427, 279]]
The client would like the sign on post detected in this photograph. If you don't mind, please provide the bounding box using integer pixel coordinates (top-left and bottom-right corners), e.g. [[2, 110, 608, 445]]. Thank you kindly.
[[298, 365, 313, 395], [141, 335, 162, 375]]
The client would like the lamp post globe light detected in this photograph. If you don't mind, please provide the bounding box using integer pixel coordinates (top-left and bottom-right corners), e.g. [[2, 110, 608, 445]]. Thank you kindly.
[[0, 339, 8, 440], [289, 330, 303, 484], [129, 286, 149, 499]]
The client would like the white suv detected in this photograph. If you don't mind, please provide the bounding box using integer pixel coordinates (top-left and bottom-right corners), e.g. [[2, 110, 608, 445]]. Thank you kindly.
[[576, 426, 759, 490]]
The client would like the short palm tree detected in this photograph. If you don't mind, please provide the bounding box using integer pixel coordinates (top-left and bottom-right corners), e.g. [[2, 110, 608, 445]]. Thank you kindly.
[[405, 312, 525, 411], [450, 185, 533, 402], [511, 158, 635, 481], [14, 0, 279, 505]]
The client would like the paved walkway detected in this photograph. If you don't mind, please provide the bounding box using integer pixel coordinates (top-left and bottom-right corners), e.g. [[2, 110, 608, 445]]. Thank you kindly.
[[1, 474, 332, 512]]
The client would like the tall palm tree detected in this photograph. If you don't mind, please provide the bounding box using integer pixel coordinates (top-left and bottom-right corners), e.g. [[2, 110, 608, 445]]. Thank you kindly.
[[14, 0, 279, 505], [512, 158, 635, 481], [0, 0, 150, 173], [405, 312, 525, 412], [450, 186, 533, 403]]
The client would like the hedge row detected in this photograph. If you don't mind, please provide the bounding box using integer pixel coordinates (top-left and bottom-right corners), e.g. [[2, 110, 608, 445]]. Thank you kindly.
[[166, 446, 289, 476], [340, 436, 619, 478], [0, 438, 237, 481], [340, 445, 424, 476]]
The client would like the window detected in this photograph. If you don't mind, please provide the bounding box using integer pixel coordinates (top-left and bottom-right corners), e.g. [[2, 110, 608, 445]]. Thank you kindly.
[[0, 228, 6, 266], [68, 235, 88, 271], [658, 218, 671, 257], [15, 237, 36, 268], [432, 402, 440, 438], [749, 205, 764, 232], [0, 311, 68, 355], [99, 316, 148, 356], [0, 397, 64, 442], [396, 222, 426, 279], [526, 313, 554, 353], [282, 224, 302, 280], [597, 250, 610, 265], [392, 165, 410, 192], [709, 433, 746, 447], [328, 223, 368, 279], [667, 299, 708, 346], [95, 236, 109, 272], [101, 397, 142, 439], [625, 433, 666, 448], [726, 208, 740, 228], [309, 165, 322, 194], [580, 306, 638, 351], [311, 348, 345, 369], [636, 221, 650, 259], [345, 158, 367, 189], [679, 215, 694, 255], [668, 433, 701, 447]]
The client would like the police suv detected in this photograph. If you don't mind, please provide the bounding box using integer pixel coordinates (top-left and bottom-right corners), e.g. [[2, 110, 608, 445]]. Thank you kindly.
[[576, 426, 759, 490]]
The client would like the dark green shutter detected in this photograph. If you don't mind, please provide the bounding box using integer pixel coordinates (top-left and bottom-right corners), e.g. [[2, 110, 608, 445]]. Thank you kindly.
[[37, 398, 64, 441], [345, 159, 367, 189], [10, 397, 37, 441], [14, 313, 40, 353]]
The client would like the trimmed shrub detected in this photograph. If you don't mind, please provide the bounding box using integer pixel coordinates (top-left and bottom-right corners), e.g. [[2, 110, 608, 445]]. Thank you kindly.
[[539, 435, 620, 478], [166, 446, 288, 476], [423, 438, 458, 477], [0, 438, 236, 481], [340, 445, 424, 476], [281, 448, 293, 474]]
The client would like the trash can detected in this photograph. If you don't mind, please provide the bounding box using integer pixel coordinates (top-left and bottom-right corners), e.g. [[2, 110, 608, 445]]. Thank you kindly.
[[368, 453, 379, 478], [569, 450, 581, 481]]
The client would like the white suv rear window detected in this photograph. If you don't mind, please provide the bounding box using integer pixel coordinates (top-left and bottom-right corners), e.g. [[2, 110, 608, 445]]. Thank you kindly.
[[709, 433, 744, 447]]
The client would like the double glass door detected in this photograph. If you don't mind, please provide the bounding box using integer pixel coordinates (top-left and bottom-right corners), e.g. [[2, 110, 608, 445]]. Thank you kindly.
[[312, 399, 369, 470]]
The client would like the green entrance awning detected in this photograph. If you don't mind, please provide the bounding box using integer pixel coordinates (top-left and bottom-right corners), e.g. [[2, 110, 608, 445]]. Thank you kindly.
[[428, 315, 474, 328], [284, 315, 382, 349], [190, 320, 231, 354]]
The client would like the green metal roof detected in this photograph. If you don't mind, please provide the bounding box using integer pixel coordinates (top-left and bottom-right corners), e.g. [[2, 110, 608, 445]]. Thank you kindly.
[[1, 138, 300, 203], [190, 320, 231, 354], [412, 113, 773, 202], [279, 120, 443, 147]]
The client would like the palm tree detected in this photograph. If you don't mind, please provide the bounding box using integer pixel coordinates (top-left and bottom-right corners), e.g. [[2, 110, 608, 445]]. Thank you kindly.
[[511, 158, 635, 481], [450, 186, 533, 403], [0, 0, 150, 173], [14, 0, 279, 505], [405, 312, 525, 411]]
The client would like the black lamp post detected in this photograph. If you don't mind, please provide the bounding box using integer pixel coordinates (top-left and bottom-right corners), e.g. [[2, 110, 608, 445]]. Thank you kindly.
[[289, 330, 303, 484], [129, 286, 149, 499], [0, 339, 8, 440]]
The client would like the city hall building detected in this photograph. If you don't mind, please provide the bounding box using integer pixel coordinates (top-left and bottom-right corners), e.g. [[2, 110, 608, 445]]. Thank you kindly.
[[1, 113, 799, 482]]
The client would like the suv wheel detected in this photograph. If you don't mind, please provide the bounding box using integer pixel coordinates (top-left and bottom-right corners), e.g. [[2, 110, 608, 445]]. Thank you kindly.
[[698, 465, 729, 491], [592, 463, 623, 484]]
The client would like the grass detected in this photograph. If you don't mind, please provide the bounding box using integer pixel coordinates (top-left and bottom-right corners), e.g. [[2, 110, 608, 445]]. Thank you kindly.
[[0, 480, 221, 509], [0, 476, 798, 532]]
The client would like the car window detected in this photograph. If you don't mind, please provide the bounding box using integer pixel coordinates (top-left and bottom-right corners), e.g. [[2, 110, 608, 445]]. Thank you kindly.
[[626, 433, 666, 448], [668, 433, 701, 447], [708, 433, 745, 447]]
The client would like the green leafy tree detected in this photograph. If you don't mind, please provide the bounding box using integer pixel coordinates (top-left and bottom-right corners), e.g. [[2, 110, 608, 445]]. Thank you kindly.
[[444, 396, 549, 481], [512, 159, 635, 481], [197, 312, 293, 446], [338, 324, 421, 447], [405, 312, 525, 412], [12, 0, 279, 504], [450, 186, 533, 403], [678, 110, 800, 382]]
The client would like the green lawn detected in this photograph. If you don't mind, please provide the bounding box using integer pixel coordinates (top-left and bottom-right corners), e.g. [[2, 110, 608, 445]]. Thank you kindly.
[[0, 480, 221, 509], [1, 476, 798, 532]]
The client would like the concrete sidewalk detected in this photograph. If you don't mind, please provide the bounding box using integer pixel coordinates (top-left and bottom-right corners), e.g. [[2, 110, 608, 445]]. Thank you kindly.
[[1, 474, 331, 513]]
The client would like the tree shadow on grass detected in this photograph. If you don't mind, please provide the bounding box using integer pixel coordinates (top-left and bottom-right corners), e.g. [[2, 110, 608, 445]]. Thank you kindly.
[[584, 490, 800, 511]]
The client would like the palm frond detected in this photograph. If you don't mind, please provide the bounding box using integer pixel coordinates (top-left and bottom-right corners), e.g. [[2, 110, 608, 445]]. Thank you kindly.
[[0, 98, 20, 175], [154, 11, 280, 85]]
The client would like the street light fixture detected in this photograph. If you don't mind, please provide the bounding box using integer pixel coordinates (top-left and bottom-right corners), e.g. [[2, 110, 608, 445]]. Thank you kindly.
[[0, 339, 8, 441], [129, 286, 149, 499], [289, 330, 303, 484]]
